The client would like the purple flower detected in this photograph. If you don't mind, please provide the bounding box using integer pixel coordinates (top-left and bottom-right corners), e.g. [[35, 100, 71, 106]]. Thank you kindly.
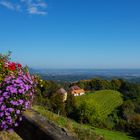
[[18, 99, 24, 105], [5, 112, 10, 116], [7, 116, 12, 120], [25, 101, 29, 109], [25, 85, 29, 91], [16, 110, 20, 114], [10, 100, 19, 106], [14, 122, 18, 127], [29, 92, 33, 96], [8, 108, 14, 113], [15, 78, 22, 84], [1, 105, 6, 111], [18, 89, 25, 94], [2, 121, 6, 125], [0, 97, 4, 101], [3, 92, 8, 97], [5, 95, 10, 99], [0, 112, 4, 117], [6, 86, 11, 91], [10, 87, 17, 94]]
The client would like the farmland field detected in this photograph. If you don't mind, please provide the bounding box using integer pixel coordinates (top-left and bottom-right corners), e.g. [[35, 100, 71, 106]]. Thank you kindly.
[[75, 90, 123, 120]]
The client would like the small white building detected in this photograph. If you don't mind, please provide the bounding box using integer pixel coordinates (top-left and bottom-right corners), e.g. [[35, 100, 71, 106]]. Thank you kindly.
[[57, 88, 67, 102]]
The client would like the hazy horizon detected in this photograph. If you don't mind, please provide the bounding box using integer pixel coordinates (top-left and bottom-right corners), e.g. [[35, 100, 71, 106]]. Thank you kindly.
[[30, 67, 140, 70]]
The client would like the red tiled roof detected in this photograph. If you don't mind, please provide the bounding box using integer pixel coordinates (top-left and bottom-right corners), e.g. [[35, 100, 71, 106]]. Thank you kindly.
[[71, 89, 85, 94], [70, 86, 81, 90]]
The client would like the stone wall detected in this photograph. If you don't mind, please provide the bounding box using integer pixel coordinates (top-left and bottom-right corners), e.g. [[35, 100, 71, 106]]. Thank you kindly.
[[15, 109, 78, 140]]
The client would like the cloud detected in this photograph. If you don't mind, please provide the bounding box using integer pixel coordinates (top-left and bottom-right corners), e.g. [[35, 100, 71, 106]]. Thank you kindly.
[[23, 0, 47, 15], [0, 0, 47, 15], [28, 6, 47, 15], [0, 1, 16, 10]]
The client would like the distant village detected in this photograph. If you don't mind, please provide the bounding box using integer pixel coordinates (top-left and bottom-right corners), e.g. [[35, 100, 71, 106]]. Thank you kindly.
[[57, 85, 85, 102]]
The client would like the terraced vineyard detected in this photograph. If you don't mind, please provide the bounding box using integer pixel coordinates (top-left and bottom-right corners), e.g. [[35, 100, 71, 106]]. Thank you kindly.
[[75, 90, 123, 120]]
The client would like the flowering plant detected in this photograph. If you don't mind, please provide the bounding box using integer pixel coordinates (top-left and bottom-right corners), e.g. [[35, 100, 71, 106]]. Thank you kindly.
[[0, 53, 36, 130]]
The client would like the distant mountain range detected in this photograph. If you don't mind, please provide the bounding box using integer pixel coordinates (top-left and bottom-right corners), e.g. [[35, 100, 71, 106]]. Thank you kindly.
[[29, 68, 140, 83]]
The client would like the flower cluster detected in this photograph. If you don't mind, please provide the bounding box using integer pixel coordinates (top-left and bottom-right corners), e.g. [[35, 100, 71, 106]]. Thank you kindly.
[[0, 54, 36, 131], [4, 62, 22, 71]]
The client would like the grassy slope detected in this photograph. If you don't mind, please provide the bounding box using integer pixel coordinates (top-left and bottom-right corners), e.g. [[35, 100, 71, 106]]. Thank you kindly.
[[32, 105, 100, 140], [0, 131, 22, 140], [33, 105, 136, 140], [94, 127, 135, 140], [75, 90, 123, 120]]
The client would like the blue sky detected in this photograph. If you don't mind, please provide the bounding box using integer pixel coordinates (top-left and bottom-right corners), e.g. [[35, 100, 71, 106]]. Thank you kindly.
[[0, 0, 140, 69]]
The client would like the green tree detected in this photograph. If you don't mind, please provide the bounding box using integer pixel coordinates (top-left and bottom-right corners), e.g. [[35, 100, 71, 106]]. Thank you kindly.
[[111, 79, 121, 90], [50, 93, 66, 115], [65, 93, 76, 117]]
